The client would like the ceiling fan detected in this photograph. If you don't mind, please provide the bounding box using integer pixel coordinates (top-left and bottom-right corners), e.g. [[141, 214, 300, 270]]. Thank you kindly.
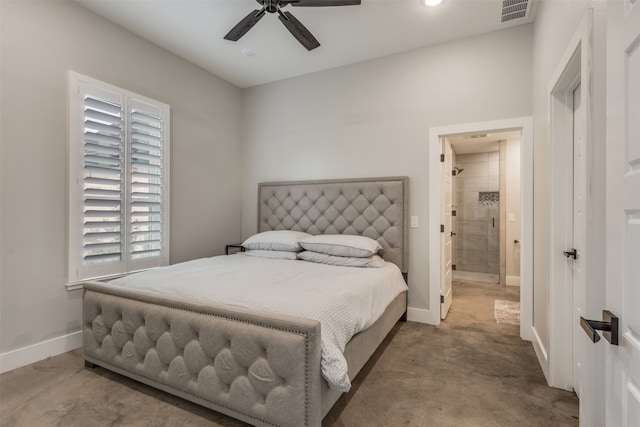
[[224, 0, 361, 51]]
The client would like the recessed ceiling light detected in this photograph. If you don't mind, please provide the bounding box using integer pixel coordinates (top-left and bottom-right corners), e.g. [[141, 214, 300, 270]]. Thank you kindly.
[[423, 0, 444, 6], [241, 48, 258, 57]]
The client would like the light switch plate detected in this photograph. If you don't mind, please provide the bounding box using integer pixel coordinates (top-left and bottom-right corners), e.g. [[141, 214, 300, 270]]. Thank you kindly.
[[410, 216, 419, 228]]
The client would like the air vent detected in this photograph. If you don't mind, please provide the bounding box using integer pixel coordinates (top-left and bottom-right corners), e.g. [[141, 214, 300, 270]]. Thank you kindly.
[[501, 0, 531, 23]]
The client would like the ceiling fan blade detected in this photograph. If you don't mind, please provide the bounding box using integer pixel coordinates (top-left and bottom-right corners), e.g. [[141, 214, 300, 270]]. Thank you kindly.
[[290, 0, 361, 6], [278, 11, 320, 50], [224, 8, 266, 41]]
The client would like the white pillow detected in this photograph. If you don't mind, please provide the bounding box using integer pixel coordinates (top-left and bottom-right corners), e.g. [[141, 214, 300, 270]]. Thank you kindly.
[[297, 251, 386, 268], [242, 250, 298, 260], [242, 230, 311, 252], [299, 234, 382, 258]]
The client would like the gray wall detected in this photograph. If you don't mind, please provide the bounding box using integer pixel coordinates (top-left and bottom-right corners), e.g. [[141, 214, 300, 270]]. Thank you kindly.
[[241, 25, 534, 313], [0, 1, 243, 355]]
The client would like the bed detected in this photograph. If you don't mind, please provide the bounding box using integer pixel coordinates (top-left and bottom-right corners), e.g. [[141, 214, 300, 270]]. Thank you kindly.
[[82, 176, 409, 427]]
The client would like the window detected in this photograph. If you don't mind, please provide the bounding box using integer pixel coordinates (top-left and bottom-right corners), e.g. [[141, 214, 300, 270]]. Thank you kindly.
[[68, 72, 170, 287]]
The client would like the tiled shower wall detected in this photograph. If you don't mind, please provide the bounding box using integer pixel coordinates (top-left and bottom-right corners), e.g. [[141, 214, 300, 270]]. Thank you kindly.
[[453, 152, 500, 274]]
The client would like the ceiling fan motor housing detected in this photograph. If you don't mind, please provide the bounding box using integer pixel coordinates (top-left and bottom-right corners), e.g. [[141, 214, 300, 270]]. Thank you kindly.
[[265, 0, 278, 14]]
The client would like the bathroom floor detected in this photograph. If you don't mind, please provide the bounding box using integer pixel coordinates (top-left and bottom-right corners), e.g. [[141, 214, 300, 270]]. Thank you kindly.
[[453, 270, 499, 283]]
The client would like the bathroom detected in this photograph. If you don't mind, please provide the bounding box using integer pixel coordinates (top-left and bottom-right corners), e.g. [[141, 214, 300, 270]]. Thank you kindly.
[[450, 133, 521, 286]]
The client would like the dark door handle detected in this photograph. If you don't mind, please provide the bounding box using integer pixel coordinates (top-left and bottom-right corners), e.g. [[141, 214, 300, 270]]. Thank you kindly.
[[580, 310, 618, 345], [563, 248, 578, 259], [451, 232, 456, 236]]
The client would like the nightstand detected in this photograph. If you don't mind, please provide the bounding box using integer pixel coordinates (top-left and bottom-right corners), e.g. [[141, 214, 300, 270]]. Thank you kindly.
[[225, 244, 245, 255]]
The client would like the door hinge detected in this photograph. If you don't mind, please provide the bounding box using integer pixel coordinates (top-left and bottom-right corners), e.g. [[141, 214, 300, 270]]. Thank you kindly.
[[440, 154, 445, 162], [440, 224, 445, 233], [440, 295, 444, 303]]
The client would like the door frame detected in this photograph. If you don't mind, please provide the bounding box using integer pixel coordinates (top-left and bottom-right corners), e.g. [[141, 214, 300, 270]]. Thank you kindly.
[[428, 116, 533, 338], [543, 9, 593, 399]]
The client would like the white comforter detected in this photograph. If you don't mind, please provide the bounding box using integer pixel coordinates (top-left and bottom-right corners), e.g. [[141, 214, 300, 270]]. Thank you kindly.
[[109, 254, 408, 392]]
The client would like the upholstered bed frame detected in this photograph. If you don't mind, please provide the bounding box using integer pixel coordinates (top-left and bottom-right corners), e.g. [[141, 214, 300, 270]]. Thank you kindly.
[[83, 177, 409, 427]]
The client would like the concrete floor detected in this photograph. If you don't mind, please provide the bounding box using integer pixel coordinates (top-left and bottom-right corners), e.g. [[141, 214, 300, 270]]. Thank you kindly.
[[0, 280, 578, 426]]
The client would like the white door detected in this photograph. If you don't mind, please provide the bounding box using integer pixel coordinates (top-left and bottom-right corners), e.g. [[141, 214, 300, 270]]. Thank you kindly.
[[605, 1, 640, 425], [441, 139, 453, 319]]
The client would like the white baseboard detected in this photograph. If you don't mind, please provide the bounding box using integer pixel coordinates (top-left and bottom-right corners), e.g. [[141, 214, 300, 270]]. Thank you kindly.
[[531, 326, 550, 385], [506, 275, 521, 286], [0, 331, 82, 374], [407, 307, 440, 325]]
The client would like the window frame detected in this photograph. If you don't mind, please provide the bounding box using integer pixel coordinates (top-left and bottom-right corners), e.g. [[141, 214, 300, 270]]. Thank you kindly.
[[67, 71, 170, 289]]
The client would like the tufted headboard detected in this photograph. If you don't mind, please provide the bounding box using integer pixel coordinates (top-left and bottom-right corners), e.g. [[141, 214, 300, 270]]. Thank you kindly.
[[257, 177, 409, 273]]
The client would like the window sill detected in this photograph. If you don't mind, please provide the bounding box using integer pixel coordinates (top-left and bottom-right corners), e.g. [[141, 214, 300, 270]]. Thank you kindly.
[[66, 274, 126, 292], [66, 282, 84, 291], [66, 279, 114, 292], [66, 268, 155, 291]]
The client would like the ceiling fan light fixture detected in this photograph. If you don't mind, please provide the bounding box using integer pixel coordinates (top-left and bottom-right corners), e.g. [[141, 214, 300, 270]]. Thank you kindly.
[[423, 0, 444, 6]]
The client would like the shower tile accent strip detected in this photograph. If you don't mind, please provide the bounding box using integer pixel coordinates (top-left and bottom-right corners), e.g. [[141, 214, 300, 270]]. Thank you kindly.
[[479, 191, 500, 206]]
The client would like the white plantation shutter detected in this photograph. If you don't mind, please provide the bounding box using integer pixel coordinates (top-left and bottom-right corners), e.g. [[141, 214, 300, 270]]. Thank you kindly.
[[68, 73, 170, 285], [82, 95, 124, 265], [129, 103, 164, 261]]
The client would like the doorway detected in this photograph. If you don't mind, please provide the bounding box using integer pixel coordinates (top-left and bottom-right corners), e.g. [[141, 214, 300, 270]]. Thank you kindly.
[[428, 117, 533, 340], [547, 24, 589, 395], [448, 132, 521, 287]]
